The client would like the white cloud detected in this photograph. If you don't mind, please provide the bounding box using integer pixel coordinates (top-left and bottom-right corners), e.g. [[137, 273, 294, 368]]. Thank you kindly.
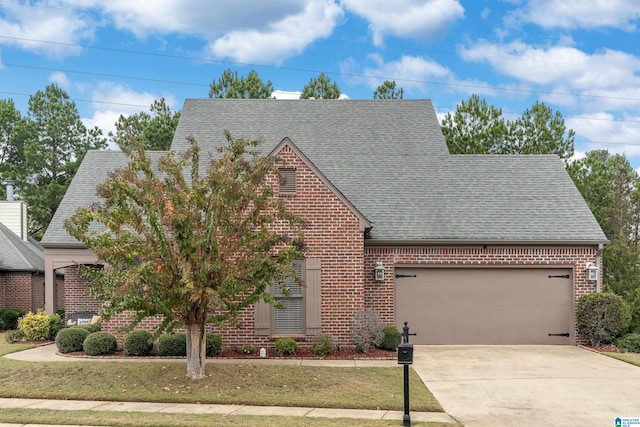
[[507, 0, 640, 30], [567, 112, 640, 157], [272, 90, 302, 99], [0, 1, 94, 58], [49, 71, 71, 90], [341, 0, 464, 45], [208, 0, 344, 64], [81, 82, 178, 149], [458, 40, 640, 111], [342, 53, 494, 97]]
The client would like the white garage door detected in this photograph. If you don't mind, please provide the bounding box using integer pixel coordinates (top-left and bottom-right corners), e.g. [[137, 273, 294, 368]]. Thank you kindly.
[[395, 267, 574, 345]]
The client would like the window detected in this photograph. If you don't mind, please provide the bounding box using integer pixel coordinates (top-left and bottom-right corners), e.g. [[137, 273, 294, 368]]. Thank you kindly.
[[254, 258, 321, 337], [273, 260, 303, 334], [279, 169, 296, 194]]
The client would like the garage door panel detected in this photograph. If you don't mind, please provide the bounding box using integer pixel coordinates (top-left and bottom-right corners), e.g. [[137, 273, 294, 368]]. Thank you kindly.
[[395, 268, 573, 345]]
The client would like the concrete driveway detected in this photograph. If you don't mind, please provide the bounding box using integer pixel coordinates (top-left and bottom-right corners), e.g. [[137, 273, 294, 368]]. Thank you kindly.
[[413, 345, 640, 427]]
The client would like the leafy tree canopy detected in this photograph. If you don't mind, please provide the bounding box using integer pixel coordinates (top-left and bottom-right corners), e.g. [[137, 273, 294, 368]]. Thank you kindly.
[[373, 80, 404, 99], [2, 84, 106, 238], [209, 69, 274, 99], [64, 133, 304, 379], [109, 98, 180, 151], [300, 73, 341, 99], [442, 94, 575, 162]]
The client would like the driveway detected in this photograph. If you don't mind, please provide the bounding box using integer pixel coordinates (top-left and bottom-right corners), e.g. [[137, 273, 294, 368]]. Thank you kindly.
[[413, 345, 640, 427]]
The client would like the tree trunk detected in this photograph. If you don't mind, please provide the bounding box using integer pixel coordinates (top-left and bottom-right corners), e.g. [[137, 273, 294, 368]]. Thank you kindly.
[[185, 322, 206, 380]]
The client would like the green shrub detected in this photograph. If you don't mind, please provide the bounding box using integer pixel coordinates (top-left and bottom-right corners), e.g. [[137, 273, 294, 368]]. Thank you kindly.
[[240, 344, 256, 355], [77, 323, 101, 334], [312, 334, 334, 356], [377, 325, 402, 351], [83, 332, 117, 356], [157, 333, 186, 357], [616, 333, 640, 353], [47, 314, 62, 340], [0, 318, 4, 330], [1, 308, 25, 330], [206, 333, 223, 357], [576, 292, 631, 347], [5, 329, 24, 343], [55, 328, 90, 353], [18, 309, 60, 341], [275, 337, 298, 356], [124, 330, 154, 356]]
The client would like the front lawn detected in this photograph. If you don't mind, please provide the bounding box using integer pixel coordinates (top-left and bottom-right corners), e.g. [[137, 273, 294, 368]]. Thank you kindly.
[[0, 332, 442, 412], [604, 352, 640, 367]]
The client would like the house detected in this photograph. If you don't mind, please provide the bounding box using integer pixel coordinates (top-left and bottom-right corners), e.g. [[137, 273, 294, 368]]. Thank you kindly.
[[41, 99, 607, 346], [0, 182, 64, 313]]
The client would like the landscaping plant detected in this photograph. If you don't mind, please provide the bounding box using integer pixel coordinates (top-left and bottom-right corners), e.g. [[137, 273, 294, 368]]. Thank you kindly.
[[312, 334, 334, 356], [124, 330, 154, 356], [55, 327, 90, 353], [377, 325, 402, 351], [157, 333, 187, 357], [275, 337, 298, 356], [351, 308, 384, 353], [83, 331, 117, 356], [205, 333, 223, 357], [616, 333, 640, 353], [17, 309, 61, 341], [576, 292, 631, 347]]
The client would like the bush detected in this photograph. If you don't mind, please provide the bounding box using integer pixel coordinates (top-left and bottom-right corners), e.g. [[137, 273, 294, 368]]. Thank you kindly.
[[377, 324, 402, 351], [576, 292, 631, 347], [5, 329, 24, 343], [312, 334, 334, 356], [1, 308, 25, 330], [616, 333, 640, 353], [83, 332, 117, 356], [240, 344, 256, 355], [351, 308, 384, 353], [157, 333, 187, 357], [206, 333, 223, 357], [275, 337, 298, 356], [47, 314, 62, 340], [55, 327, 90, 353], [0, 318, 4, 330], [124, 330, 154, 356], [17, 309, 60, 341], [77, 323, 101, 334]]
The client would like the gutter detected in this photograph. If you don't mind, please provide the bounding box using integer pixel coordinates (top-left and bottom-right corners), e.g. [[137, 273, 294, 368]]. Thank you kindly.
[[365, 239, 610, 247]]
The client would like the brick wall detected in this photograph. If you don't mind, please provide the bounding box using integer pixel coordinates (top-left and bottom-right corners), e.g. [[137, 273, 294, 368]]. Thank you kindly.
[[0, 272, 33, 312], [63, 265, 102, 317], [364, 245, 599, 342]]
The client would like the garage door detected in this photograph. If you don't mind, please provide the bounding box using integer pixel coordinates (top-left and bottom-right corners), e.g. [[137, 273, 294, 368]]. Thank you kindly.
[[395, 267, 573, 345]]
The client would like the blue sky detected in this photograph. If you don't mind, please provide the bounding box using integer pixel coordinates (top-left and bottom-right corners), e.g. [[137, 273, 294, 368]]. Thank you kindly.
[[1, 0, 639, 167]]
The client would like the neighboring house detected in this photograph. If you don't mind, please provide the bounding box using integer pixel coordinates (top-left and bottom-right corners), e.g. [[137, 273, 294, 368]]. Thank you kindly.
[[41, 99, 607, 346], [0, 185, 64, 312]]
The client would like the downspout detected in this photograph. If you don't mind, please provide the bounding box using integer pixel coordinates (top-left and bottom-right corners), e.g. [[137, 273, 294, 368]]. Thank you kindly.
[[596, 243, 603, 293]]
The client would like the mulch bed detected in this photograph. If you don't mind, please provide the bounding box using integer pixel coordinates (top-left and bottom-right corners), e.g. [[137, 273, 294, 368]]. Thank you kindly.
[[579, 344, 621, 353], [58, 346, 396, 360]]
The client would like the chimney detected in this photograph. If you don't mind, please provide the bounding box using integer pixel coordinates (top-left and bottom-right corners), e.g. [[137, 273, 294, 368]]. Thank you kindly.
[[0, 180, 28, 240], [4, 180, 14, 201]]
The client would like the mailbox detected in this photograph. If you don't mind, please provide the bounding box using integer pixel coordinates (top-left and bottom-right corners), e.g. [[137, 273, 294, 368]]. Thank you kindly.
[[397, 342, 414, 365]]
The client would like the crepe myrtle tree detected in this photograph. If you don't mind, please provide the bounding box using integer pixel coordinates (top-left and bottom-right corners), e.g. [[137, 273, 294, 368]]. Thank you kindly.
[[65, 133, 305, 379]]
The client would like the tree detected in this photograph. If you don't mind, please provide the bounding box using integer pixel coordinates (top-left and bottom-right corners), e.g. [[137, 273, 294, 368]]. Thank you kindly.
[[10, 84, 106, 238], [209, 69, 273, 99], [373, 80, 404, 99], [300, 73, 341, 99], [441, 94, 509, 154], [508, 101, 575, 162], [442, 95, 575, 162], [0, 99, 24, 199], [64, 134, 305, 379], [109, 98, 181, 151], [567, 150, 640, 242]]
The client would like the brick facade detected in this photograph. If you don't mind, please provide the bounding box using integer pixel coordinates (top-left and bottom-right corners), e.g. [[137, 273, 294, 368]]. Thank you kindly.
[[60, 145, 601, 348], [0, 272, 63, 313]]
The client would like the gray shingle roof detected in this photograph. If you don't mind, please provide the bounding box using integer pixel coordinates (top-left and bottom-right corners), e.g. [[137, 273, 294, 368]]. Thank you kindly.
[[43, 98, 607, 246], [0, 222, 44, 272], [41, 150, 168, 247]]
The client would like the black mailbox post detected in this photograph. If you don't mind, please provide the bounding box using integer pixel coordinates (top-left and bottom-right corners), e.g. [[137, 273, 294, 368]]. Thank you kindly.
[[398, 322, 416, 427]]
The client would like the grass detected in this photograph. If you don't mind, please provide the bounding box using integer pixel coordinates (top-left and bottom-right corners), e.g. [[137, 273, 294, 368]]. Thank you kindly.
[[0, 332, 450, 426], [604, 352, 640, 367], [0, 408, 460, 427]]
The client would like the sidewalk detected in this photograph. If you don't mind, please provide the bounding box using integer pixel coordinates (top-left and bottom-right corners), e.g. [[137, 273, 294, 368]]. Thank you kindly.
[[2, 345, 458, 426]]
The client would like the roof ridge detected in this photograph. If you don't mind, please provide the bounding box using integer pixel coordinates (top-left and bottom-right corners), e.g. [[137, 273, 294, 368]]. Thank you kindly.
[[0, 222, 39, 271]]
